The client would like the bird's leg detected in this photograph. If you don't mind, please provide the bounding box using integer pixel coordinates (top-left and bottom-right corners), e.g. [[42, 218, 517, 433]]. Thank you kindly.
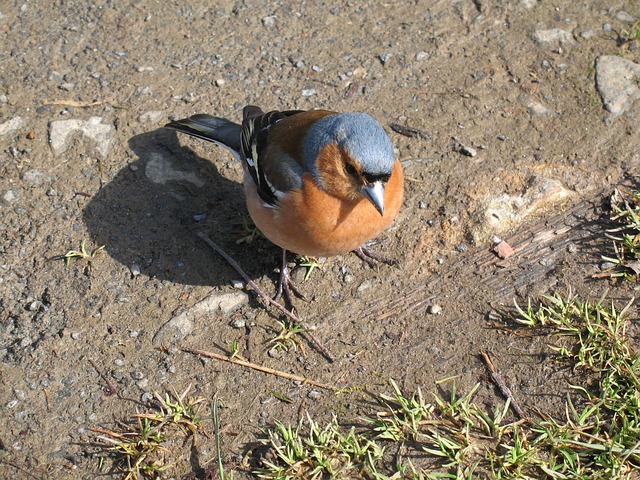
[[353, 245, 399, 268], [274, 249, 306, 309]]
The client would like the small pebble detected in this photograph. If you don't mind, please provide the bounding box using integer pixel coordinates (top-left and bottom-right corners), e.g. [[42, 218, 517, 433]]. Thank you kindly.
[[600, 261, 616, 270], [415, 51, 429, 61], [141, 392, 154, 403], [379, 53, 392, 65], [131, 371, 145, 380], [460, 145, 478, 157], [497, 134, 507, 141], [261, 15, 276, 27], [567, 244, 578, 254], [580, 30, 595, 39], [71, 332, 80, 340], [215, 78, 225, 87], [129, 330, 141, 338], [130, 263, 141, 277], [268, 347, 282, 358], [301, 89, 316, 97], [428, 304, 442, 315], [356, 280, 372, 293], [112, 372, 125, 381], [230, 279, 245, 289], [230, 318, 246, 329], [114, 358, 125, 367], [455, 243, 467, 252], [602, 23, 612, 32], [419, 201, 427, 209], [343, 273, 354, 284], [308, 390, 322, 400]]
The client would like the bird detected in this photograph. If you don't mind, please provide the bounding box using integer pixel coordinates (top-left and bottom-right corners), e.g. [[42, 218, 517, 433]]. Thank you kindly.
[[165, 106, 404, 305]]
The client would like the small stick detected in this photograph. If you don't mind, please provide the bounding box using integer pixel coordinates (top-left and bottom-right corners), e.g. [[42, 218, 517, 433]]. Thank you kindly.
[[389, 122, 430, 139], [42, 99, 108, 107], [43, 388, 51, 411], [184, 347, 337, 391], [481, 351, 526, 420], [88, 358, 117, 396], [196, 231, 336, 362]]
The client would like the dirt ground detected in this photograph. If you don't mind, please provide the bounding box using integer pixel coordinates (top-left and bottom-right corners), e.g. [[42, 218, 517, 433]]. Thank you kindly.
[[1, 0, 640, 478]]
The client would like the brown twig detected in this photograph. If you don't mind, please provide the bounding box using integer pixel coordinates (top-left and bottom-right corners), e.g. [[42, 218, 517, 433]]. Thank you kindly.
[[389, 122, 430, 139], [184, 347, 337, 391], [88, 358, 117, 396], [481, 351, 526, 420], [196, 231, 336, 362], [42, 99, 108, 107]]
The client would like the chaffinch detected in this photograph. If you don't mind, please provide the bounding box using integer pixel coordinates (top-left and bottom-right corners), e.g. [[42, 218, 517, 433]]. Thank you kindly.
[[166, 106, 404, 302]]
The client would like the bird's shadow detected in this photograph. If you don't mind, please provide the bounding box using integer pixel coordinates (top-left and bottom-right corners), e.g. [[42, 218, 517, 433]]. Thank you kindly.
[[83, 128, 270, 287]]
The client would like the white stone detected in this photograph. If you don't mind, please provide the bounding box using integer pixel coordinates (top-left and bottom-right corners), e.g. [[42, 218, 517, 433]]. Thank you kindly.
[[137, 110, 163, 123], [596, 55, 640, 116], [145, 152, 205, 187], [532, 29, 576, 49], [49, 117, 114, 158], [0, 117, 24, 136], [152, 291, 249, 344]]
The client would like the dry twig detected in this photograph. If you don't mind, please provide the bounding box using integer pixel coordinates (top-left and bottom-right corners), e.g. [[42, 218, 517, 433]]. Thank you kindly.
[[184, 347, 337, 391], [196, 231, 336, 362], [481, 351, 526, 420]]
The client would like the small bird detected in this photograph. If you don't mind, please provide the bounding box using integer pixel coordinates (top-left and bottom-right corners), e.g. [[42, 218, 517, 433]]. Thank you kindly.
[[166, 106, 404, 304]]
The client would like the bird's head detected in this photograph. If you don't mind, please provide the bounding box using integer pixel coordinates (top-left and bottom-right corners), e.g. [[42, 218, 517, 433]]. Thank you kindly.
[[304, 113, 395, 216]]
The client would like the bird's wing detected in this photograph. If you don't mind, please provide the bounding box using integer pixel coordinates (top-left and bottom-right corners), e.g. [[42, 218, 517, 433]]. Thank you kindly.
[[240, 106, 304, 206]]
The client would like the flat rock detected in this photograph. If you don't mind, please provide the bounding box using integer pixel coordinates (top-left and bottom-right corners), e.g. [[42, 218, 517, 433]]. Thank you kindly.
[[519, 93, 549, 115], [0, 117, 24, 136], [152, 291, 249, 345], [595, 55, 640, 116], [138, 110, 163, 124], [49, 117, 114, 159], [145, 152, 206, 187], [532, 28, 576, 49], [469, 175, 571, 244]]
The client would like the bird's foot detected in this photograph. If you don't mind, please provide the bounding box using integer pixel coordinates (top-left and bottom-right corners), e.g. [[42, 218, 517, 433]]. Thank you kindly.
[[274, 250, 306, 310], [353, 245, 399, 268], [235, 227, 258, 245]]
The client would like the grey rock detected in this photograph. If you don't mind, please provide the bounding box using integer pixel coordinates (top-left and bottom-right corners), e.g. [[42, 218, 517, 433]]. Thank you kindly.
[[153, 291, 249, 345], [532, 29, 576, 49], [145, 152, 205, 187], [130, 263, 141, 277], [138, 110, 163, 123], [22, 169, 52, 187], [415, 51, 429, 61], [261, 15, 276, 27], [49, 117, 115, 159], [301, 88, 316, 97], [616, 11, 635, 24], [519, 93, 549, 115], [0, 117, 24, 136], [580, 30, 596, 39], [2, 190, 18, 203], [521, 0, 536, 8], [596, 55, 640, 116], [460, 145, 477, 157]]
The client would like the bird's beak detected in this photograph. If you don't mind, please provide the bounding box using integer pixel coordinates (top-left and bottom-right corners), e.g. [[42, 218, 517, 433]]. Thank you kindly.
[[361, 181, 385, 216]]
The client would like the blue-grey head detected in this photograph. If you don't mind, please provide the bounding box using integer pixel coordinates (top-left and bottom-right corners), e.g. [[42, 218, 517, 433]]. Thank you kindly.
[[303, 112, 395, 215]]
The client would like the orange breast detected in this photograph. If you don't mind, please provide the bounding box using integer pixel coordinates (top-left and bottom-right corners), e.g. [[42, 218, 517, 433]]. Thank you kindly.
[[245, 160, 404, 257]]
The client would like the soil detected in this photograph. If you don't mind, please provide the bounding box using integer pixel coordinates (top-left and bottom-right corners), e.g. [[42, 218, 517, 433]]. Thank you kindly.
[[1, 1, 640, 478]]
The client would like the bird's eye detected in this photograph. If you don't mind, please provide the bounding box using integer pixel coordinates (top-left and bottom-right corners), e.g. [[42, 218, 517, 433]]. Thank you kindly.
[[345, 163, 357, 176]]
